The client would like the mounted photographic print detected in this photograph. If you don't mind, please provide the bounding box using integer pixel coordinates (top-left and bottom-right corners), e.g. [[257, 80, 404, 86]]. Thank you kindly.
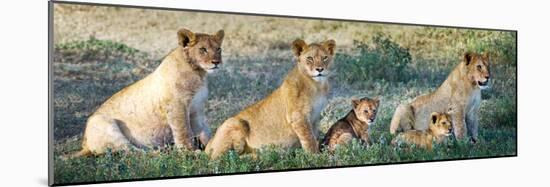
[[49, 1, 517, 186]]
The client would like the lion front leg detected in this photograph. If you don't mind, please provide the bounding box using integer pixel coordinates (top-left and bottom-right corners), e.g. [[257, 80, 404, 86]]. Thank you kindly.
[[358, 132, 371, 147], [190, 109, 211, 150], [451, 105, 468, 140], [466, 109, 480, 143], [166, 102, 196, 151], [289, 113, 319, 153]]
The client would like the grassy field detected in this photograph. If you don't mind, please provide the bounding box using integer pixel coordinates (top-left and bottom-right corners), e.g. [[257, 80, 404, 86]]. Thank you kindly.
[[52, 4, 517, 185]]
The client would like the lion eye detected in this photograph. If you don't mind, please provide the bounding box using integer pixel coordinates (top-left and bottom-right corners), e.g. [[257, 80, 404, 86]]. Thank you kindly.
[[199, 47, 207, 54], [322, 56, 328, 62], [477, 65, 482, 70], [216, 48, 222, 52], [364, 110, 369, 113], [306, 56, 314, 62]]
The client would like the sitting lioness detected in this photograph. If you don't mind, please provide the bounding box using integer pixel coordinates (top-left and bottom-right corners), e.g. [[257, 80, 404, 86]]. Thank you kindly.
[[70, 28, 225, 157], [392, 111, 453, 150], [322, 97, 379, 152], [205, 39, 336, 159], [389, 52, 490, 142]]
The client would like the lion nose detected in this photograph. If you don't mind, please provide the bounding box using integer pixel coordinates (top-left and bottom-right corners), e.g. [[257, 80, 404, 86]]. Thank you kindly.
[[484, 75, 490, 80], [316, 67, 324, 72], [212, 60, 221, 65]]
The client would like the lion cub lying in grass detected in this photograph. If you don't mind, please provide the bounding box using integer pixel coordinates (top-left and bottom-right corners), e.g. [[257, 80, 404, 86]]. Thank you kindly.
[[392, 111, 453, 150], [322, 97, 379, 152]]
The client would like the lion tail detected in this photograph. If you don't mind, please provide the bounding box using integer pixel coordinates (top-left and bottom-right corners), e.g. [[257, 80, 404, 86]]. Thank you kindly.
[[73, 148, 92, 157], [61, 148, 92, 161], [61, 137, 92, 160]]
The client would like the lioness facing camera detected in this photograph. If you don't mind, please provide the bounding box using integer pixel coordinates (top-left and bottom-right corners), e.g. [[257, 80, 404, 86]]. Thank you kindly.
[[205, 39, 336, 159], [69, 28, 224, 157], [389, 52, 490, 143]]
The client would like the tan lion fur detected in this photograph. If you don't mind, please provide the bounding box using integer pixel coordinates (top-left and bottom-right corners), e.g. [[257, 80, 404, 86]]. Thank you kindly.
[[322, 97, 379, 152], [205, 39, 336, 159], [392, 111, 453, 150], [68, 28, 225, 158], [389, 52, 491, 142]]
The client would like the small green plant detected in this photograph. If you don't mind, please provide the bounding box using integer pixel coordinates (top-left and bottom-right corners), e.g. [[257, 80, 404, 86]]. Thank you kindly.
[[334, 34, 412, 87], [464, 31, 516, 65]]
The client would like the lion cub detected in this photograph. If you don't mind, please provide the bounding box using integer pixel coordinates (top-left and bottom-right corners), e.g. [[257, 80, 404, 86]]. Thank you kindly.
[[70, 28, 224, 157], [392, 111, 453, 150], [322, 97, 379, 152], [205, 39, 336, 159]]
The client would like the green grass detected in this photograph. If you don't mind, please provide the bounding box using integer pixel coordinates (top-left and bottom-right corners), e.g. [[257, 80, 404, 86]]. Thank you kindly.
[[52, 32, 516, 185]]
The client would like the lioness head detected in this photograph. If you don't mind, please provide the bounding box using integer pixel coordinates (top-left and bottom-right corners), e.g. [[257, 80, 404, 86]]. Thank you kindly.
[[464, 52, 491, 89], [429, 112, 453, 137], [352, 97, 380, 125], [292, 39, 336, 82], [178, 28, 225, 73]]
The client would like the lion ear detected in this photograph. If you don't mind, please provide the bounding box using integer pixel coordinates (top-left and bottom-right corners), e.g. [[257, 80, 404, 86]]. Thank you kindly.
[[292, 39, 308, 57], [464, 52, 473, 65], [214, 29, 225, 44], [351, 99, 360, 108], [322, 39, 336, 56], [178, 28, 196, 48], [373, 97, 380, 106], [430, 112, 439, 124]]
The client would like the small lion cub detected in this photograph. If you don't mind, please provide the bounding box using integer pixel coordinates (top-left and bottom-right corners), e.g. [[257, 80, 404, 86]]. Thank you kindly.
[[322, 97, 379, 151], [392, 111, 453, 150]]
